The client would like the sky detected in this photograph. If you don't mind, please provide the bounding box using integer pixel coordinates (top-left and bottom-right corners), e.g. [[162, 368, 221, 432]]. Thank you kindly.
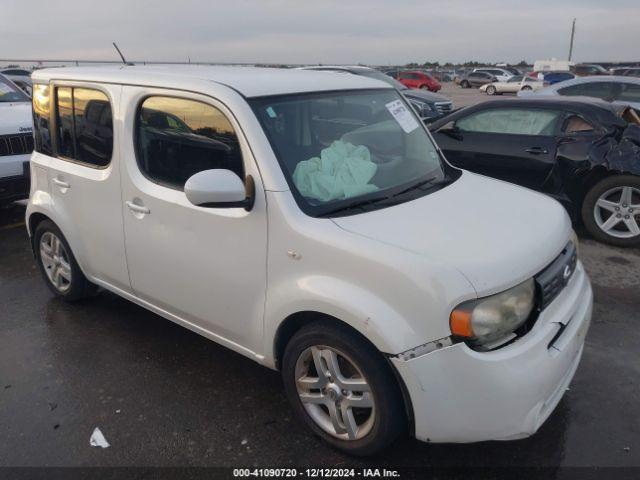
[[1, 0, 639, 65]]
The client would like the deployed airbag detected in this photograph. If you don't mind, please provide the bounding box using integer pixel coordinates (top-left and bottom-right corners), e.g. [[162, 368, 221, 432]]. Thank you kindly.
[[293, 140, 379, 202]]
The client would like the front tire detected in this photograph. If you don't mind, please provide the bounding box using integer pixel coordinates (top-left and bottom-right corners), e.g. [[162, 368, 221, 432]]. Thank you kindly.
[[582, 175, 640, 247], [282, 321, 405, 456], [461, 80, 470, 88], [34, 220, 96, 301], [486, 85, 497, 95]]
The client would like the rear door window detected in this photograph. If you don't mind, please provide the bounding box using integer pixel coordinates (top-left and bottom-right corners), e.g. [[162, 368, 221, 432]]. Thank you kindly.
[[54, 86, 113, 167], [562, 115, 596, 134], [456, 108, 562, 135]]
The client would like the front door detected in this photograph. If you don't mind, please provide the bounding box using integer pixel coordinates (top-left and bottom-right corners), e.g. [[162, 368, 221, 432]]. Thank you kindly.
[[119, 87, 268, 353], [436, 106, 562, 190]]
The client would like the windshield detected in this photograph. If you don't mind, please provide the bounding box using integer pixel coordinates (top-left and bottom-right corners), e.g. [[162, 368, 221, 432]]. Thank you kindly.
[[250, 89, 456, 217], [0, 75, 29, 103], [358, 70, 408, 90]]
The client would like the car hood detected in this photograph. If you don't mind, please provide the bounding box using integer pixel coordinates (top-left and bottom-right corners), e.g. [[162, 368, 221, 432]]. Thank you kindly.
[[402, 89, 450, 103], [0, 102, 32, 135], [331, 171, 571, 296]]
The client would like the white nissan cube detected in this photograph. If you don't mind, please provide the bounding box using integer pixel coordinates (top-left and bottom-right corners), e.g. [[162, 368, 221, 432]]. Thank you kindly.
[[26, 66, 592, 455]]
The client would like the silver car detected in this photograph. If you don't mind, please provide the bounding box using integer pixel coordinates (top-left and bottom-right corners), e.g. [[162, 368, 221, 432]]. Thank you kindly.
[[531, 76, 640, 110]]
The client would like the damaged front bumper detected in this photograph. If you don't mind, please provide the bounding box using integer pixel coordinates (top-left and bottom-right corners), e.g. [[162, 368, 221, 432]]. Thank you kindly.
[[392, 261, 593, 443]]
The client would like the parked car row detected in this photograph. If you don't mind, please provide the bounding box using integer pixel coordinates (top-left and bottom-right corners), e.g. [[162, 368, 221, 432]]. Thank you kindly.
[[25, 65, 593, 456], [300, 66, 454, 120]]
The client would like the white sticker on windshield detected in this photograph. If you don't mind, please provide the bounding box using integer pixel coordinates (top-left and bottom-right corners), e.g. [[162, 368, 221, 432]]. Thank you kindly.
[[385, 99, 419, 134]]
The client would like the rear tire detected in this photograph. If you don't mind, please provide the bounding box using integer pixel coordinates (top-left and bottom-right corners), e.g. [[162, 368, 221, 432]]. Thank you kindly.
[[581, 175, 640, 247], [34, 220, 97, 301], [521, 85, 533, 91], [461, 80, 470, 88], [282, 321, 406, 456]]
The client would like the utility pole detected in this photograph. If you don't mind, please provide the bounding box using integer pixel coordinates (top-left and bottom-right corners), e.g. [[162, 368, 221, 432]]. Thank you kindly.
[[568, 18, 576, 61]]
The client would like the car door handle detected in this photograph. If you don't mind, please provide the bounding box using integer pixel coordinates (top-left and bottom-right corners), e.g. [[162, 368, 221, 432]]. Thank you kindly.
[[52, 178, 70, 189], [524, 147, 549, 155], [125, 201, 150, 215]]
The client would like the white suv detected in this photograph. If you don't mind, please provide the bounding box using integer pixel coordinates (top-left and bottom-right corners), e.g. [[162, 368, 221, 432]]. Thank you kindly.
[[26, 66, 593, 455], [0, 73, 33, 206]]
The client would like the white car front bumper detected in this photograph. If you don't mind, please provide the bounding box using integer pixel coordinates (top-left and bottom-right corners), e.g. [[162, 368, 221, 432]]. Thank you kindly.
[[392, 262, 593, 443]]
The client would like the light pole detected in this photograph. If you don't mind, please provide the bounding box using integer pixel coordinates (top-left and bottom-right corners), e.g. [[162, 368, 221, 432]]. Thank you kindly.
[[568, 18, 576, 61]]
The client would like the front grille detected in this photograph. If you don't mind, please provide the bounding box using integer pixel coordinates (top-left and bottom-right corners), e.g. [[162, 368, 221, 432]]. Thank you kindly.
[[535, 242, 578, 310], [434, 101, 453, 114], [0, 133, 34, 157]]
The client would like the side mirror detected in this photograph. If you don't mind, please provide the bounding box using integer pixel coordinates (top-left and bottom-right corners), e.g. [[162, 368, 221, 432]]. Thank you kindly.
[[184, 169, 255, 211], [437, 121, 463, 140]]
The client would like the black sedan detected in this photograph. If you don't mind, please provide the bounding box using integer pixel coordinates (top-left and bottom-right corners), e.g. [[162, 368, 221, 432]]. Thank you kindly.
[[430, 97, 640, 247]]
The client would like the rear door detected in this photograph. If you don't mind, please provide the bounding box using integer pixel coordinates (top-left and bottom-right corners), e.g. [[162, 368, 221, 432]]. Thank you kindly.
[[46, 82, 130, 290], [435, 106, 562, 190]]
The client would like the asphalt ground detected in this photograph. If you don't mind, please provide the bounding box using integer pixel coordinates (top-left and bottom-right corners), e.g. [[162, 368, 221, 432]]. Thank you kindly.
[[1, 85, 639, 477]]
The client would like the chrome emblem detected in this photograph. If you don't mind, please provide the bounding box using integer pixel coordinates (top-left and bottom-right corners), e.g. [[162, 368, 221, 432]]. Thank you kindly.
[[563, 264, 573, 281]]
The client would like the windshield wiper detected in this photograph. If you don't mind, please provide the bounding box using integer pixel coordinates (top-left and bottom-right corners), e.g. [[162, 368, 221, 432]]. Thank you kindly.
[[390, 176, 439, 198], [318, 176, 450, 217], [318, 193, 396, 217]]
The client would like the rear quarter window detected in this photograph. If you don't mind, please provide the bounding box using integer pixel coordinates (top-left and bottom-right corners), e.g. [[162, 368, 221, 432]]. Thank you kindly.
[[33, 84, 53, 155]]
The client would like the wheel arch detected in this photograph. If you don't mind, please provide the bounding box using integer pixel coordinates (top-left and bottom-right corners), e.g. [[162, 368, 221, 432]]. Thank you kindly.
[[273, 311, 415, 436], [27, 211, 92, 279], [27, 211, 53, 255]]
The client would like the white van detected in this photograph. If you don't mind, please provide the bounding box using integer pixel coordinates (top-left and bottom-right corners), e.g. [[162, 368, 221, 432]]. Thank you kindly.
[[0, 73, 33, 206], [26, 66, 592, 455]]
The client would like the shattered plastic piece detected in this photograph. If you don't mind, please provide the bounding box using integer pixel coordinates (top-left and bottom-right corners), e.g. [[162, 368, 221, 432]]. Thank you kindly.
[[90, 427, 110, 448], [241, 439, 248, 445], [115, 409, 121, 414]]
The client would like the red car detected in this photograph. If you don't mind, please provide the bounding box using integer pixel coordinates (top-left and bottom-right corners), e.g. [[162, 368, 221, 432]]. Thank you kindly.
[[388, 70, 441, 92]]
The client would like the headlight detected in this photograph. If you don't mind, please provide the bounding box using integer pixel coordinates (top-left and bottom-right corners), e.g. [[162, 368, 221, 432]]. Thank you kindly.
[[409, 100, 432, 115], [450, 278, 535, 344], [570, 229, 580, 257]]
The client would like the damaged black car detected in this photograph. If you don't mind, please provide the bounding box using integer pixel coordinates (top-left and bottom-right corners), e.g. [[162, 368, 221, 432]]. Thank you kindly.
[[430, 97, 640, 247]]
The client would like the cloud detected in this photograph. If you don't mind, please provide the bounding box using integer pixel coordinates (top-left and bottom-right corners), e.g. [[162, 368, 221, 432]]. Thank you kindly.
[[1, 0, 638, 64]]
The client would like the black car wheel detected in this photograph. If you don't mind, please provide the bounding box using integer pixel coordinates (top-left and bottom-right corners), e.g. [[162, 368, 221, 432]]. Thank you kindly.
[[282, 321, 405, 456], [486, 85, 497, 95], [460, 80, 470, 88], [521, 85, 533, 91], [582, 175, 640, 247]]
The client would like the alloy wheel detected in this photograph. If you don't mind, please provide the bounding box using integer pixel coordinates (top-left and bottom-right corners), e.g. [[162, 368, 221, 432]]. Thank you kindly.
[[39, 232, 73, 292], [593, 186, 640, 239], [295, 346, 375, 441]]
